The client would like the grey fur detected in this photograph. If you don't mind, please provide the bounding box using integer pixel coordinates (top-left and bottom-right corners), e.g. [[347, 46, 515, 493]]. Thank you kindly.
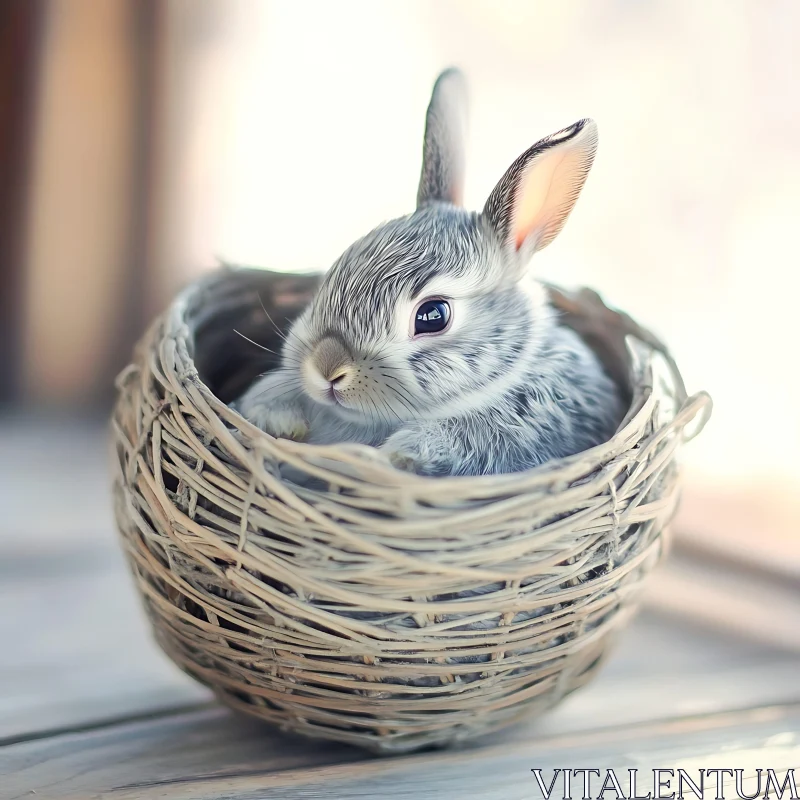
[[417, 67, 468, 207], [236, 69, 623, 476]]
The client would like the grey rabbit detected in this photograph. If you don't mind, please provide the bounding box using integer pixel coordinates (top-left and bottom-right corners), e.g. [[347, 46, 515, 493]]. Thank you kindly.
[[236, 68, 624, 476]]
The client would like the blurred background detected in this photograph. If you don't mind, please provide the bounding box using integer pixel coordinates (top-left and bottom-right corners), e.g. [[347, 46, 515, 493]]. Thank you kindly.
[[1, 4, 799, 785], [1, 0, 798, 655]]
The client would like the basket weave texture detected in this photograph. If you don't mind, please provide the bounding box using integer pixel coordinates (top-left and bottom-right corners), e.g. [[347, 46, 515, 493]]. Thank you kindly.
[[111, 267, 711, 754]]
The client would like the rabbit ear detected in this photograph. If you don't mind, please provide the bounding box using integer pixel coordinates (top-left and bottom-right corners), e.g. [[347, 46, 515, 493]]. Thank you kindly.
[[417, 68, 469, 208], [483, 119, 598, 260]]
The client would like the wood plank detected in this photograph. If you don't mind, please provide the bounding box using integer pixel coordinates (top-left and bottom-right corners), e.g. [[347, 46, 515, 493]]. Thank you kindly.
[[0, 416, 210, 737], [2, 703, 798, 799], [0, 707, 362, 800], [642, 548, 800, 653], [0, 415, 116, 550], [0, 540, 210, 741]]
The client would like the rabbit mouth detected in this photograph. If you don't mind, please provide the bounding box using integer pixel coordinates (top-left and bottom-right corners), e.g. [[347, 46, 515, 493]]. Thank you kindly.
[[315, 385, 349, 410]]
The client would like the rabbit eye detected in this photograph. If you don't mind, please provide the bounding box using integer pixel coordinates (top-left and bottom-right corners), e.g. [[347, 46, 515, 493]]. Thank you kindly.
[[414, 299, 451, 335]]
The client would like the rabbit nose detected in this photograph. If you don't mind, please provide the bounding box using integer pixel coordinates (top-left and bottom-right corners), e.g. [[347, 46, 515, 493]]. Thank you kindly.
[[327, 366, 352, 388], [305, 337, 356, 396]]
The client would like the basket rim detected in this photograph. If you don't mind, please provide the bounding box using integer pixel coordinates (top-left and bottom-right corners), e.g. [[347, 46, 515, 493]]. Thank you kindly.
[[144, 266, 711, 492]]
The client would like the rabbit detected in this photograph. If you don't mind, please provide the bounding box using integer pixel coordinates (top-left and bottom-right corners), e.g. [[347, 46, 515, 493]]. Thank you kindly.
[[235, 68, 624, 476]]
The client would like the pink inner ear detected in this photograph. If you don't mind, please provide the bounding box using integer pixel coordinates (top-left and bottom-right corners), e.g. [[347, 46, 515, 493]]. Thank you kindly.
[[514, 223, 532, 251], [512, 149, 568, 251], [511, 140, 592, 253]]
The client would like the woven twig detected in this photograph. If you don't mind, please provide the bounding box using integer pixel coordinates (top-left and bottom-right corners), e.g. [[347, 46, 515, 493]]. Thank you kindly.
[[111, 267, 711, 754]]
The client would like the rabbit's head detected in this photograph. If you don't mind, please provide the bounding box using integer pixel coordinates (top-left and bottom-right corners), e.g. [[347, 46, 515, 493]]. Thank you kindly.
[[282, 69, 598, 425]]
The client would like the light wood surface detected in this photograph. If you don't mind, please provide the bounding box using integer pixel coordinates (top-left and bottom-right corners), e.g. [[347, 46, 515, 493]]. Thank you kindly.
[[4, 704, 799, 800], [1, 416, 799, 798]]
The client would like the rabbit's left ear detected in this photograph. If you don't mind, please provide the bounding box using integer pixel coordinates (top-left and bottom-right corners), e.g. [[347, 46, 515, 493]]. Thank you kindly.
[[417, 68, 469, 208], [483, 119, 598, 261]]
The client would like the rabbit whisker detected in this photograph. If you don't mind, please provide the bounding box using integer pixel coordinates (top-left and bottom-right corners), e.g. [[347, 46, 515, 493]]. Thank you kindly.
[[383, 385, 417, 420], [257, 292, 292, 343], [233, 329, 278, 355], [381, 374, 418, 412], [250, 380, 303, 404]]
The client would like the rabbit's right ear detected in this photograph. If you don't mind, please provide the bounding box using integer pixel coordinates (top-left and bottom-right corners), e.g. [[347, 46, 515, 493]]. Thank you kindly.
[[483, 119, 598, 263], [416, 68, 468, 208]]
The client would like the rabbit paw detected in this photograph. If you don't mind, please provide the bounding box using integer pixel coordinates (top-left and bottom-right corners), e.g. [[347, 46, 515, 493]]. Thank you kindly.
[[386, 448, 421, 473], [380, 429, 422, 473], [237, 397, 309, 442], [381, 427, 450, 476]]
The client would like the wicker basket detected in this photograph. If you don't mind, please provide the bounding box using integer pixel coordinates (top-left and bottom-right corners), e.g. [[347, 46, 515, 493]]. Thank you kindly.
[[111, 267, 711, 754]]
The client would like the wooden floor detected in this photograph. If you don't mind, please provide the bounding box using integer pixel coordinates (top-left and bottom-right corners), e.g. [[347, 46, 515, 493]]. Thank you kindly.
[[1, 416, 799, 799]]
